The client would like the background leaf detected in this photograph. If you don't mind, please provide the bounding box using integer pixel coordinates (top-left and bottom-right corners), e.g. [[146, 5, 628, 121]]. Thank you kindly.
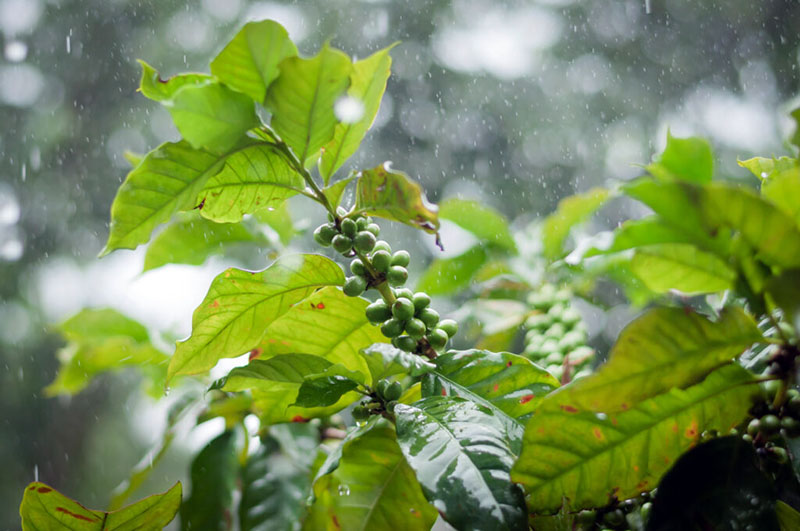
[[542, 187, 610, 259], [629, 243, 737, 294], [416, 245, 487, 296], [169, 254, 344, 380], [578, 217, 696, 260], [439, 198, 517, 252], [395, 396, 527, 531], [267, 44, 352, 166], [761, 163, 800, 226], [355, 163, 439, 233], [646, 132, 713, 184], [512, 364, 759, 513], [210, 20, 297, 104], [305, 422, 437, 530], [181, 431, 239, 531]]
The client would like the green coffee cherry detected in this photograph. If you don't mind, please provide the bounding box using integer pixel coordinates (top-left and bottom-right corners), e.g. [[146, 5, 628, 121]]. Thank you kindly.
[[405, 318, 427, 339], [602, 509, 625, 527], [341, 218, 357, 237], [770, 446, 789, 464], [747, 419, 761, 437], [761, 414, 781, 435], [640, 503, 652, 522], [384, 381, 403, 401], [427, 328, 449, 350], [352, 405, 370, 421], [350, 258, 366, 277], [376, 379, 390, 397], [343, 276, 367, 297], [373, 240, 392, 253], [332, 234, 353, 254], [395, 335, 417, 352], [576, 510, 596, 526], [391, 250, 411, 267], [381, 318, 404, 338], [413, 292, 431, 312], [438, 319, 458, 338], [354, 231, 377, 253], [387, 265, 408, 287], [336, 206, 348, 217], [356, 216, 369, 230], [742, 433, 754, 444], [371, 250, 392, 273], [418, 308, 440, 328], [395, 288, 414, 300], [366, 300, 392, 324], [544, 323, 566, 338], [392, 298, 415, 321], [782, 416, 800, 437], [365, 223, 381, 236], [314, 224, 336, 246]]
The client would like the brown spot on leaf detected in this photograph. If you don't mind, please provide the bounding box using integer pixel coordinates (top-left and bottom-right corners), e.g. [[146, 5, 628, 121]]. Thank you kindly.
[[684, 419, 699, 439], [316, 302, 325, 309], [194, 198, 205, 210], [506, 361, 513, 367], [620, 403, 629, 410], [291, 415, 309, 423], [410, 508, 421, 518], [671, 422, 679, 433], [55, 507, 97, 522], [633, 465, 640, 472], [332, 515, 341, 529], [210, 300, 219, 308], [592, 427, 604, 440], [636, 480, 649, 490], [441, 388, 447, 396], [37, 487, 52, 493], [561, 405, 578, 413], [519, 394, 534, 404], [249, 348, 262, 361], [492, 384, 499, 392]]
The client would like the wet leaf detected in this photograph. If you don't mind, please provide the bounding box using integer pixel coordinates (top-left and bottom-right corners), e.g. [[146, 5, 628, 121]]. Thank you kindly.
[[776, 500, 800, 531], [210, 19, 297, 104], [512, 364, 759, 512], [630, 243, 737, 294], [320, 45, 395, 183], [578, 217, 697, 260], [543, 187, 611, 259], [355, 163, 439, 233], [253, 201, 296, 245], [138, 60, 211, 102], [168, 254, 344, 381], [321, 175, 355, 210], [439, 198, 517, 252], [738, 156, 796, 181], [646, 437, 779, 531], [395, 396, 527, 531], [20, 481, 181, 530], [761, 163, 800, 226], [305, 422, 436, 530], [361, 343, 436, 382], [294, 374, 360, 408], [197, 143, 304, 223], [143, 213, 267, 271], [417, 245, 487, 296], [267, 43, 352, 166], [647, 133, 713, 184], [181, 431, 239, 530], [541, 307, 761, 414]]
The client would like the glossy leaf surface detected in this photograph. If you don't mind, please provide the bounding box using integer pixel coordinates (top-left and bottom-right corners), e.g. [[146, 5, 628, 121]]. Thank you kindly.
[[138, 60, 210, 102], [646, 133, 713, 184], [361, 343, 436, 382], [293, 373, 361, 408], [181, 431, 239, 530], [305, 423, 436, 530], [395, 396, 527, 531], [20, 481, 181, 531], [266, 44, 352, 166], [739, 156, 796, 181], [210, 20, 297, 103], [355, 163, 439, 233], [630, 243, 736, 294], [438, 198, 517, 252], [168, 254, 344, 380], [512, 365, 758, 512]]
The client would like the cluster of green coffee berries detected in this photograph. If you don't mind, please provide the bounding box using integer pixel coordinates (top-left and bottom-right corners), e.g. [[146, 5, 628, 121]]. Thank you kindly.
[[352, 379, 403, 421], [366, 289, 457, 353], [574, 492, 653, 530], [735, 384, 800, 465], [522, 284, 594, 381]]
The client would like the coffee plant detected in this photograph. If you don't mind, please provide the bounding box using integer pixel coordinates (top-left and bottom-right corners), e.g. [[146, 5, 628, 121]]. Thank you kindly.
[[18, 19, 800, 531]]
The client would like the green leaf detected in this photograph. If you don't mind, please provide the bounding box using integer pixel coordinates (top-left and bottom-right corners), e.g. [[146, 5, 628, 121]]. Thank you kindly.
[[738, 156, 796, 181], [305, 422, 436, 530], [439, 198, 517, 252], [541, 307, 761, 414], [320, 45, 395, 183], [252, 286, 387, 383], [253, 201, 296, 246], [197, 143, 304, 223], [578, 217, 697, 259], [45, 308, 167, 397], [20, 481, 181, 530], [416, 245, 487, 295], [165, 81, 259, 153], [511, 364, 759, 512], [239, 425, 317, 531], [647, 132, 713, 184], [143, 213, 266, 271], [777, 500, 800, 531], [395, 396, 527, 531], [138, 60, 211, 102], [543, 187, 611, 259], [102, 140, 257, 255], [168, 254, 344, 381], [761, 163, 800, 226], [355, 163, 440, 233], [294, 374, 360, 408], [361, 343, 436, 382], [646, 437, 779, 531], [181, 431, 239, 531], [210, 20, 298, 104], [321, 174, 354, 210], [791, 106, 800, 152], [630, 243, 737, 294], [267, 43, 352, 166]]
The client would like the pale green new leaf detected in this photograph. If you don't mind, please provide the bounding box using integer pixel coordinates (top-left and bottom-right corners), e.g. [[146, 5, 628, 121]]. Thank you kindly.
[[267, 43, 352, 166], [101, 140, 257, 255], [416, 245, 487, 296], [647, 133, 713, 184], [738, 156, 796, 181], [630, 243, 736, 294], [210, 19, 297, 104], [579, 217, 696, 259], [168, 254, 344, 380], [320, 45, 394, 183], [143, 214, 266, 271], [439, 198, 517, 252], [305, 423, 437, 531], [138, 60, 211, 102], [543, 187, 611, 259], [761, 163, 800, 226], [20, 482, 181, 530], [512, 364, 758, 513], [395, 397, 527, 531], [540, 307, 761, 414], [197, 143, 304, 223], [355, 163, 440, 233], [252, 286, 387, 383], [777, 500, 800, 531], [321, 174, 354, 210]]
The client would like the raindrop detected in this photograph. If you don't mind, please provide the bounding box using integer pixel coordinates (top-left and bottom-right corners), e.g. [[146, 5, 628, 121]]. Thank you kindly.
[[0, 188, 20, 226], [34, 464, 38, 482], [334, 96, 365, 124], [66, 35, 71, 54], [337, 485, 350, 496], [4, 40, 27, 62]]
